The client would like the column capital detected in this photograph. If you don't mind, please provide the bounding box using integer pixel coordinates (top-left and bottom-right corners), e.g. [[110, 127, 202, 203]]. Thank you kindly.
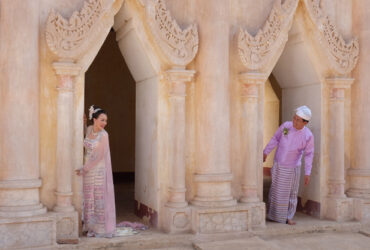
[[238, 72, 268, 85], [52, 62, 81, 91], [164, 68, 196, 83], [326, 77, 354, 89], [239, 72, 267, 99], [52, 61, 81, 76], [164, 69, 195, 97], [326, 77, 354, 101]]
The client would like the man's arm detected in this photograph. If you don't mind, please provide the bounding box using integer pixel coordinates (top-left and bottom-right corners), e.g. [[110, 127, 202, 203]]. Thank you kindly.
[[263, 123, 285, 160], [304, 134, 314, 185]]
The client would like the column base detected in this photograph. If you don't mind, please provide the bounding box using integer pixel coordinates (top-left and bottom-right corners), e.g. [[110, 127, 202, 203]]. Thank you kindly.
[[192, 173, 236, 207], [0, 203, 47, 217], [165, 201, 188, 208], [54, 205, 75, 213], [163, 206, 192, 233], [325, 197, 354, 222], [50, 211, 79, 244], [0, 213, 56, 249], [240, 196, 260, 203], [353, 198, 370, 222], [191, 198, 237, 207], [190, 202, 265, 234]]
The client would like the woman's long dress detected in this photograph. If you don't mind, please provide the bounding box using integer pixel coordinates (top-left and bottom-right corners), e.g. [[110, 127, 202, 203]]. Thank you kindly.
[[83, 128, 116, 237]]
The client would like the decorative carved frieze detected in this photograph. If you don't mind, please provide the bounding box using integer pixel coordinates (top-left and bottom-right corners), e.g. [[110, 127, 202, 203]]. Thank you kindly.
[[199, 211, 248, 233], [146, 0, 199, 67], [238, 0, 298, 71], [46, 0, 122, 61], [304, 0, 359, 75]]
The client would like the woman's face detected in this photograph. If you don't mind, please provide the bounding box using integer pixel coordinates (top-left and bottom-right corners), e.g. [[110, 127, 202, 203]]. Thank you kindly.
[[93, 113, 107, 131]]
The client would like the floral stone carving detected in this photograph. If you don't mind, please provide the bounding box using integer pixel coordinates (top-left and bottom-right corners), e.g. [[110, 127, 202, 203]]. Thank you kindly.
[[146, 0, 199, 67], [46, 0, 121, 61], [304, 0, 359, 75], [238, 0, 298, 71]]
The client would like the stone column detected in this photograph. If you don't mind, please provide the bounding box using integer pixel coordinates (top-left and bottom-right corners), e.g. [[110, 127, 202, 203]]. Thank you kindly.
[[0, 0, 46, 218], [349, 0, 370, 222], [165, 69, 195, 208], [192, 0, 236, 207], [239, 73, 265, 203], [163, 69, 194, 233], [51, 62, 80, 243], [325, 77, 354, 221], [52, 62, 80, 213]]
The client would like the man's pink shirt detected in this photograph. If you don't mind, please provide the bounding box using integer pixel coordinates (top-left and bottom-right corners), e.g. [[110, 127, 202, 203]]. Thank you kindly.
[[263, 121, 314, 175]]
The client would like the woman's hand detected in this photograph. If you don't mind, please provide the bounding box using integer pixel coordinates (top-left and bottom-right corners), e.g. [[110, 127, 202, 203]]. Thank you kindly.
[[75, 169, 83, 176]]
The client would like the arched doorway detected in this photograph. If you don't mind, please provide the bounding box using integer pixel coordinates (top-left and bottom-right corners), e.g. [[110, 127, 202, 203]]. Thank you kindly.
[[85, 29, 137, 222], [262, 16, 324, 220]]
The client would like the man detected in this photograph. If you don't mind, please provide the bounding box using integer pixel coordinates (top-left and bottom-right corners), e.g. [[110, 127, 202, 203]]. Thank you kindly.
[[263, 105, 314, 225]]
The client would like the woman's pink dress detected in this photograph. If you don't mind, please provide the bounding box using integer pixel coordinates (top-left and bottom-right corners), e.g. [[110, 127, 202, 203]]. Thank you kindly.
[[83, 127, 116, 237]]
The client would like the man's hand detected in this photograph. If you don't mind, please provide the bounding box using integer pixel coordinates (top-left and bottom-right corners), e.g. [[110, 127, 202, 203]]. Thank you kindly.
[[304, 175, 310, 185], [263, 154, 267, 162]]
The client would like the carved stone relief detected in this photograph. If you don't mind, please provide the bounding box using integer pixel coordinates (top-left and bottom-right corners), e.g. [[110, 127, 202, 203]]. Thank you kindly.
[[46, 0, 123, 62], [199, 211, 248, 233], [303, 0, 359, 75], [146, 0, 198, 67], [238, 0, 298, 71]]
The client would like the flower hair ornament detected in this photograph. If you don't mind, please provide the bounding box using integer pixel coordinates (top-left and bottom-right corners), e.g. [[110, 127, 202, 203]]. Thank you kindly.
[[88, 105, 102, 120]]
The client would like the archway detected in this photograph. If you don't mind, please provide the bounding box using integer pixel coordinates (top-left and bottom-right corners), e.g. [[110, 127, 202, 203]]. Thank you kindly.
[[267, 18, 322, 218], [85, 29, 138, 222]]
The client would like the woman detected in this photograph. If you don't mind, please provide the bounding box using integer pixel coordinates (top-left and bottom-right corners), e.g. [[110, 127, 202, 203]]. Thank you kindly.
[[76, 105, 116, 237]]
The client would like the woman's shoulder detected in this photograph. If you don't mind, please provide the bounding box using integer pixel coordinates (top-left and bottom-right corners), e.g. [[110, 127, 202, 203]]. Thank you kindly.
[[100, 129, 109, 138]]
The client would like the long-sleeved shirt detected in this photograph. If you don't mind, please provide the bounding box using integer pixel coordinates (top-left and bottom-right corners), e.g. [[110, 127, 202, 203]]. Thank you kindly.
[[263, 121, 314, 175]]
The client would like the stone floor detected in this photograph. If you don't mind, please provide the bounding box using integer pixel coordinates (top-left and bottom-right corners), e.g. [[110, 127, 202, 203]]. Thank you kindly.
[[30, 180, 370, 250], [33, 212, 370, 250]]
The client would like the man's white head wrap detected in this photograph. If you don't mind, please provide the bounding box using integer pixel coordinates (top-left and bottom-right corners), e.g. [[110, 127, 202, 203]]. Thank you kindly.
[[295, 105, 312, 121]]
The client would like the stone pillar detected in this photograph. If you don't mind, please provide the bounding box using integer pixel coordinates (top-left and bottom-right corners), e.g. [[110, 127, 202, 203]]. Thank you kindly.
[[192, 0, 236, 207], [0, 1, 56, 248], [163, 69, 194, 233], [51, 62, 79, 243], [349, 0, 370, 222], [239, 73, 266, 203], [0, 0, 46, 218], [325, 77, 354, 221], [53, 62, 80, 213], [165, 69, 195, 208]]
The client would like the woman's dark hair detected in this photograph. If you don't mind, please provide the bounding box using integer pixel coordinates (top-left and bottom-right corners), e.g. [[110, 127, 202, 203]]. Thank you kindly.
[[91, 105, 107, 120]]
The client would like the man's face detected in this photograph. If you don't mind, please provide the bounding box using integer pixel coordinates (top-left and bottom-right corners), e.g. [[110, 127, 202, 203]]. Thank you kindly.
[[292, 114, 308, 130]]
